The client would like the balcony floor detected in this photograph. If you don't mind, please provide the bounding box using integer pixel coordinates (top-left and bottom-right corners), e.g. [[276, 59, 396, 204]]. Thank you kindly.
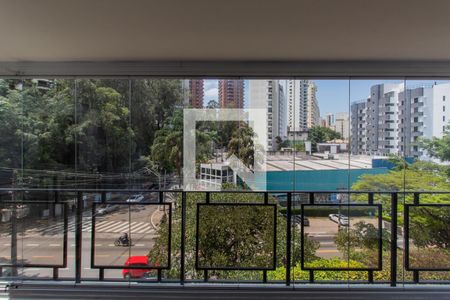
[[2, 282, 450, 300]]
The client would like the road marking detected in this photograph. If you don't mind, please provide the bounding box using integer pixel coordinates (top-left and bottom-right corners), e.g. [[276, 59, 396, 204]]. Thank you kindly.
[[135, 244, 145, 247], [310, 234, 336, 238], [71, 244, 75, 247], [95, 221, 116, 230], [317, 250, 339, 253], [95, 244, 103, 247], [4, 244, 10, 246], [32, 255, 54, 258], [320, 242, 335, 245], [49, 244, 61, 247], [132, 223, 151, 233], [26, 244, 39, 247], [108, 244, 115, 247], [111, 222, 131, 233]]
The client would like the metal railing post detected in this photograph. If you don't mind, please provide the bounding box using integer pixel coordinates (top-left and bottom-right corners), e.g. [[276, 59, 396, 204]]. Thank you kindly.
[[180, 192, 186, 284], [286, 192, 292, 286], [390, 192, 398, 287], [75, 191, 83, 283], [412, 193, 420, 283]]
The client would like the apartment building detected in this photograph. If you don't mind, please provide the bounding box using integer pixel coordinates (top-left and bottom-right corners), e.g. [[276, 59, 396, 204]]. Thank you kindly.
[[181, 79, 204, 108], [334, 112, 349, 140], [248, 80, 287, 151], [287, 80, 320, 132], [218, 80, 244, 108], [351, 83, 450, 158]]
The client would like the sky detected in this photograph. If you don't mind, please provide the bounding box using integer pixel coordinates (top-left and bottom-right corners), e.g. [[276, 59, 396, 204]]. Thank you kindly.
[[203, 79, 448, 117]]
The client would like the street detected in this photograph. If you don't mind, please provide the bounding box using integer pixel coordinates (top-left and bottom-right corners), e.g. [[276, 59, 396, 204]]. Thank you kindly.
[[0, 203, 167, 280], [302, 216, 379, 259]]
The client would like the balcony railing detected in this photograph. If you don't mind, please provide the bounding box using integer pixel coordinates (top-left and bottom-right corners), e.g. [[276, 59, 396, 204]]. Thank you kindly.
[[0, 189, 449, 286]]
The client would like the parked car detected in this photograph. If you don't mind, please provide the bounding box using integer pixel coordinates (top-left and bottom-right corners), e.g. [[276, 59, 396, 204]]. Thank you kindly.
[[328, 213, 349, 226], [122, 256, 152, 279], [97, 204, 118, 216], [126, 194, 145, 203]]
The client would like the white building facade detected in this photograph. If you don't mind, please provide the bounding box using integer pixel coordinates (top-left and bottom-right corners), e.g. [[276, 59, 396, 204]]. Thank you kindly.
[[351, 83, 450, 159], [248, 80, 287, 151], [287, 80, 320, 132]]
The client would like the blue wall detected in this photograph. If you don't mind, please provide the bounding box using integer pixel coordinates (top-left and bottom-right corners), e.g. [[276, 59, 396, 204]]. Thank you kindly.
[[260, 168, 388, 191]]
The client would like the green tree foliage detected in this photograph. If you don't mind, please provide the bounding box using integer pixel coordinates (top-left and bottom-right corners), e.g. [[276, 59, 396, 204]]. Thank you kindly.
[[227, 124, 255, 168], [420, 125, 450, 162], [0, 79, 184, 187], [410, 206, 450, 249], [334, 221, 389, 265], [198, 205, 275, 268], [148, 191, 319, 280], [150, 110, 184, 178], [76, 80, 133, 172], [150, 109, 216, 179], [280, 140, 305, 152], [308, 126, 341, 152], [206, 100, 219, 109]]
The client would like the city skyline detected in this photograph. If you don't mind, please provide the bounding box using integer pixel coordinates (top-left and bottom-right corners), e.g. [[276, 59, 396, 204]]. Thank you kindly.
[[203, 79, 450, 117]]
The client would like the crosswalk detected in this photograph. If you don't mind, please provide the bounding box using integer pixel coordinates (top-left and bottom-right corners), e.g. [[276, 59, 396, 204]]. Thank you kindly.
[[7, 218, 156, 235]]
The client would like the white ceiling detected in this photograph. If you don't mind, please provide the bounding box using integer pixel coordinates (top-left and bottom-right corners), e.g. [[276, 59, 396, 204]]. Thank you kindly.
[[1, 0, 450, 62]]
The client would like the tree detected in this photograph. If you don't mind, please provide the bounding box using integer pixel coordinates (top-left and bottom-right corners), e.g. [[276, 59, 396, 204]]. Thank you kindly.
[[410, 206, 450, 249], [75, 80, 133, 173], [275, 136, 282, 150], [227, 124, 255, 168], [148, 190, 319, 280], [206, 100, 219, 109], [308, 126, 341, 152], [420, 125, 450, 161], [335, 221, 389, 263], [150, 109, 215, 180]]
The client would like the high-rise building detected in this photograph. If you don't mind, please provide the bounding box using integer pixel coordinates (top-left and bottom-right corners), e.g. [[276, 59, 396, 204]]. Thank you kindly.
[[181, 79, 204, 108], [248, 80, 287, 151], [350, 101, 367, 154], [350, 83, 450, 158], [325, 113, 335, 128], [218, 80, 244, 108], [334, 112, 349, 140], [287, 80, 320, 132]]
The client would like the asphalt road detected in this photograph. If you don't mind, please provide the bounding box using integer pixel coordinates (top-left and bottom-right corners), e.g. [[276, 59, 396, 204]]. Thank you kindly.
[[0, 203, 164, 280], [303, 217, 379, 259]]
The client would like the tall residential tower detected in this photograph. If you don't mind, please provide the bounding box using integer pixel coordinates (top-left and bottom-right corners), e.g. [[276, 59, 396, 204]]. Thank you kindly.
[[218, 80, 244, 108]]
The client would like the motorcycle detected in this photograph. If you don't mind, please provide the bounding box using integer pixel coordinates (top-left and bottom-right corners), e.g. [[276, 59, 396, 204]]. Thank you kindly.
[[114, 236, 132, 246]]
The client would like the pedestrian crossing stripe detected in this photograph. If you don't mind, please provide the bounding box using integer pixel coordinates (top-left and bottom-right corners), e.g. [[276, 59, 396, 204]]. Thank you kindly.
[[24, 219, 155, 235]]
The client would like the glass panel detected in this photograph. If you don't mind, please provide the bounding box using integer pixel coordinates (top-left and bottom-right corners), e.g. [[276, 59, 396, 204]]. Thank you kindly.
[[350, 79, 406, 284], [407, 205, 450, 271], [197, 204, 276, 269]]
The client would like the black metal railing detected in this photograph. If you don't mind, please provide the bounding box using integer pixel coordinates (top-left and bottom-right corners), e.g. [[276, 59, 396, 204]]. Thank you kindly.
[[0, 188, 449, 286]]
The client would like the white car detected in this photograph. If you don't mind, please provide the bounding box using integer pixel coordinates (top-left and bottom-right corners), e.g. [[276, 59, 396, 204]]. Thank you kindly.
[[328, 213, 349, 226], [126, 194, 145, 203], [97, 204, 118, 215]]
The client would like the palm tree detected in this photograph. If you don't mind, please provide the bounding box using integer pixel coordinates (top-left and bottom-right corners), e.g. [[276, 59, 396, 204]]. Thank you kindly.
[[227, 124, 255, 168]]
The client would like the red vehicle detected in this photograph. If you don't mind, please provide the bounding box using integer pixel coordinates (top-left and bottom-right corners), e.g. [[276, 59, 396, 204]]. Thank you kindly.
[[122, 256, 151, 279]]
